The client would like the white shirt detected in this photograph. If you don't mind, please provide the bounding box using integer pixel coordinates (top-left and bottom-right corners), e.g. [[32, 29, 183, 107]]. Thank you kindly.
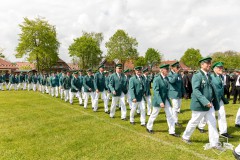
[[236, 75, 240, 87], [201, 69, 209, 80]]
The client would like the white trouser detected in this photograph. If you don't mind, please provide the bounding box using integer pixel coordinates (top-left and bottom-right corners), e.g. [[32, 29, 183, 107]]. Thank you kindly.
[[38, 84, 42, 92], [93, 91, 108, 112], [70, 92, 83, 104], [130, 99, 146, 125], [60, 88, 64, 99], [235, 144, 240, 155], [33, 84, 37, 91], [145, 95, 152, 115], [236, 107, 240, 125], [147, 100, 175, 134], [7, 82, 10, 89], [198, 100, 227, 134], [64, 89, 70, 102], [127, 92, 132, 109], [81, 87, 84, 99], [106, 91, 111, 109], [9, 84, 17, 90], [17, 83, 23, 90], [110, 92, 126, 119], [23, 82, 27, 90], [76, 91, 83, 104], [182, 107, 219, 147], [28, 83, 32, 91], [51, 87, 59, 97], [41, 85, 45, 93], [171, 99, 182, 123], [84, 92, 95, 108], [0, 83, 2, 90]]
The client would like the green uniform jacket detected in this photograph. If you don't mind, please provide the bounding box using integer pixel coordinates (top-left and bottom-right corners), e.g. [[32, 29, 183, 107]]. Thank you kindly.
[[41, 76, 47, 85], [168, 71, 185, 99], [59, 76, 64, 86], [108, 73, 127, 96], [10, 75, 17, 84], [62, 76, 71, 90], [152, 75, 171, 107], [143, 75, 152, 96], [71, 77, 82, 92], [18, 74, 25, 83], [211, 73, 229, 104], [83, 75, 95, 92], [94, 72, 105, 92], [50, 76, 59, 87], [32, 75, 38, 84], [0, 75, 3, 83], [129, 75, 145, 102], [190, 70, 220, 111]]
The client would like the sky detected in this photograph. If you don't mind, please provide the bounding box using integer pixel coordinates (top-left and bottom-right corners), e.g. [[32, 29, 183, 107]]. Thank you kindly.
[[0, 0, 240, 63]]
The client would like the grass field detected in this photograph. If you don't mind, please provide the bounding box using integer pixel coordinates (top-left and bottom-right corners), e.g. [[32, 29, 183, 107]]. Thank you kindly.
[[0, 89, 239, 160]]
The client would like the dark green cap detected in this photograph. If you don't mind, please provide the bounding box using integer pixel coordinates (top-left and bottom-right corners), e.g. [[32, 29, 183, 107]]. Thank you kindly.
[[73, 71, 78, 74], [124, 69, 129, 73], [171, 61, 180, 67], [115, 64, 122, 68], [109, 69, 113, 73], [98, 64, 105, 69], [199, 57, 212, 63], [134, 66, 142, 71], [159, 64, 170, 69], [142, 68, 148, 72], [212, 62, 224, 69], [79, 69, 83, 72], [87, 69, 92, 72]]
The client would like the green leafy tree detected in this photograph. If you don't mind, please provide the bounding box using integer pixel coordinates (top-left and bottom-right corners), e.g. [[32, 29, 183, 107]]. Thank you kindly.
[[105, 29, 138, 68], [15, 17, 60, 72], [68, 35, 102, 69], [180, 48, 202, 70], [145, 48, 162, 68], [134, 56, 147, 67], [211, 50, 240, 70]]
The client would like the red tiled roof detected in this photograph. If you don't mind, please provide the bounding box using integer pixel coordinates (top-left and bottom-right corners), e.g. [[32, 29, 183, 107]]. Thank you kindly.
[[67, 63, 79, 70], [0, 58, 18, 69]]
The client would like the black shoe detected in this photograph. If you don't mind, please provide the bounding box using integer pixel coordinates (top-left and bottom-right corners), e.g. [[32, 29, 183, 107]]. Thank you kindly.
[[175, 122, 182, 127], [182, 138, 191, 144], [146, 128, 154, 134], [130, 122, 135, 125], [197, 127, 205, 133], [233, 150, 240, 160], [110, 116, 114, 119], [141, 124, 146, 127], [233, 102, 236, 104], [105, 111, 110, 114], [121, 118, 127, 121], [235, 124, 240, 128], [70, 103, 73, 105], [170, 133, 180, 137], [221, 133, 233, 138]]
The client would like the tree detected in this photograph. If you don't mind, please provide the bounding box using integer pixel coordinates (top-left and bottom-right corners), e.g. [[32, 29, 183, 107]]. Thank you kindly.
[[68, 35, 102, 69], [145, 48, 162, 68], [105, 29, 138, 68], [211, 50, 240, 70], [134, 56, 147, 67], [180, 48, 202, 70], [15, 17, 60, 72], [0, 48, 5, 58]]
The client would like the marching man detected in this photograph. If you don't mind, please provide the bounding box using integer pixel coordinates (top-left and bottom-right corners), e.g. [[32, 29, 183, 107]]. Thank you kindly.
[[108, 64, 127, 120], [129, 66, 146, 126], [182, 57, 223, 151], [168, 61, 185, 127], [198, 62, 233, 138], [93, 65, 108, 112], [83, 69, 95, 109], [146, 64, 179, 137]]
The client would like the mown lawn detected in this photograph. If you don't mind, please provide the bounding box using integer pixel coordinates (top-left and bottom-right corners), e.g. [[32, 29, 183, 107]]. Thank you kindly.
[[0, 90, 239, 160]]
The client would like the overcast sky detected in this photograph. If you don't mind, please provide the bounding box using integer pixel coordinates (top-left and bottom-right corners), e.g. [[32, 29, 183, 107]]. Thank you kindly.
[[0, 0, 240, 63]]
